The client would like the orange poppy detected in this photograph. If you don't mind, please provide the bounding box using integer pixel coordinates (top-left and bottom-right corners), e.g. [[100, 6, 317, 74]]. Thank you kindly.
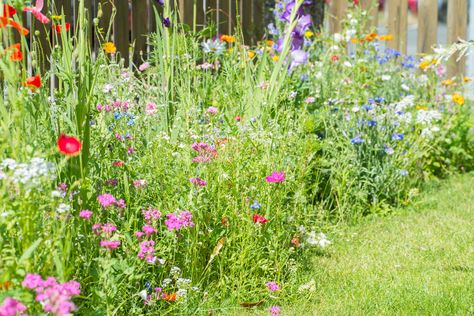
[[0, 17, 29, 35], [164, 292, 177, 301], [6, 43, 22, 61]]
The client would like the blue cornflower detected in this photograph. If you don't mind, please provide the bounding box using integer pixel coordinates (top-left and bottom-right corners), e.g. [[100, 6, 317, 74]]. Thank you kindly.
[[351, 135, 364, 145], [374, 97, 385, 103], [367, 120, 377, 127], [250, 200, 261, 210], [362, 104, 373, 111], [392, 133, 404, 141], [401, 55, 415, 69], [127, 119, 134, 126], [114, 112, 122, 120]]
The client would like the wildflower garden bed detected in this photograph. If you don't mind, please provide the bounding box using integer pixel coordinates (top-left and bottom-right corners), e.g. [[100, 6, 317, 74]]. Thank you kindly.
[[0, 0, 473, 315]]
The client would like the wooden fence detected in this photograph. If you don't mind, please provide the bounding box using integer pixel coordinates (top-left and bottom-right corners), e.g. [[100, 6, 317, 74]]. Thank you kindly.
[[329, 0, 469, 75], [13, 0, 471, 73]]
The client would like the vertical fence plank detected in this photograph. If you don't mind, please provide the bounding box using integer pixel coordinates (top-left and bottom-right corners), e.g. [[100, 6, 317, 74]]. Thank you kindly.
[[253, 0, 264, 41], [178, 0, 194, 27], [114, 0, 130, 64], [132, 0, 148, 64], [361, 0, 378, 31], [98, 0, 113, 42], [329, 0, 347, 34], [447, 0, 468, 77], [387, 0, 408, 53], [417, 0, 438, 54]]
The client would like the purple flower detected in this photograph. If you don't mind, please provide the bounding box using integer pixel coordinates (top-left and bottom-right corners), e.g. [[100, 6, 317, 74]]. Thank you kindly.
[[289, 49, 308, 71], [162, 17, 170, 28], [79, 210, 93, 219], [392, 133, 404, 141], [266, 281, 280, 292], [270, 305, 281, 316], [97, 193, 117, 208]]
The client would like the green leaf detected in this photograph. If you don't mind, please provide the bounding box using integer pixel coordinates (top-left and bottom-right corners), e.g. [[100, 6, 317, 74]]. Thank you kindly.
[[19, 238, 42, 263]]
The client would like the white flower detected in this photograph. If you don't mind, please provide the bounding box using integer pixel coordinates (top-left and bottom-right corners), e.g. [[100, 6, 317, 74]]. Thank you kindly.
[[306, 231, 331, 248], [381, 75, 391, 81], [176, 288, 188, 298], [56, 203, 71, 214], [352, 106, 360, 113], [289, 91, 298, 99], [138, 290, 148, 300], [51, 190, 64, 198], [201, 39, 226, 55], [103, 84, 113, 93], [401, 84, 410, 91], [298, 279, 316, 293], [333, 33, 343, 43], [417, 110, 441, 125], [343, 61, 352, 67], [162, 278, 172, 287]]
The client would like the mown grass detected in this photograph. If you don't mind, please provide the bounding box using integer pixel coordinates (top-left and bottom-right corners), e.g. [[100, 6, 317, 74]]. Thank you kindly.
[[230, 173, 474, 315]]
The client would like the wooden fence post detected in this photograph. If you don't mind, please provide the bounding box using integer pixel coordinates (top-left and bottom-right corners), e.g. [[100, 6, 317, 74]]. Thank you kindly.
[[132, 0, 149, 64], [387, 0, 408, 54], [447, 0, 467, 77], [417, 0, 438, 54], [360, 0, 379, 31], [329, 0, 348, 34], [113, 0, 130, 65]]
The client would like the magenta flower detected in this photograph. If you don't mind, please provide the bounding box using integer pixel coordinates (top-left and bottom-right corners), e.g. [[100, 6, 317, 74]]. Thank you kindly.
[[142, 207, 162, 222], [270, 305, 281, 316], [138, 240, 156, 263], [142, 224, 157, 236], [135, 231, 145, 239], [0, 297, 27, 316], [133, 179, 147, 188], [79, 210, 93, 220], [164, 210, 194, 231], [190, 177, 207, 187], [266, 281, 280, 292], [97, 193, 117, 208], [265, 171, 285, 183], [100, 240, 121, 250]]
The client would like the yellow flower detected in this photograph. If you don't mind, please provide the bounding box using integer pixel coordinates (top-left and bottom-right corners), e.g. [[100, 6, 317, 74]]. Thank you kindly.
[[464, 76, 472, 83], [220, 34, 236, 43], [416, 105, 428, 111], [103, 42, 117, 54], [365, 33, 378, 42], [272, 55, 280, 61], [441, 79, 453, 86], [304, 31, 314, 38], [419, 57, 438, 71], [452, 93, 465, 105], [51, 15, 63, 21], [378, 34, 393, 41], [351, 38, 360, 44], [248, 51, 255, 58]]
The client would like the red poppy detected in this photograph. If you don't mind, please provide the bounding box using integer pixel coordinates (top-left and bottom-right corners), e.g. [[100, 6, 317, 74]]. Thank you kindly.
[[57, 134, 82, 156], [331, 55, 339, 62], [55, 22, 70, 33], [235, 115, 241, 122], [112, 161, 124, 167], [7, 43, 22, 61], [2, 4, 16, 17], [253, 214, 268, 224], [25, 75, 41, 89]]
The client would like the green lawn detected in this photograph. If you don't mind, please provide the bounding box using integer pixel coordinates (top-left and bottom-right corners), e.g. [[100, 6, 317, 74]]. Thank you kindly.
[[231, 174, 474, 315], [290, 173, 474, 315]]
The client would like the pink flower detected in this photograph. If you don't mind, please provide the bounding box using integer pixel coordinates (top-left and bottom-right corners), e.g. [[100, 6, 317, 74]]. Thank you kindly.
[[305, 96, 315, 104], [265, 171, 285, 183], [190, 177, 207, 187], [97, 193, 117, 208], [0, 297, 27, 316], [100, 240, 121, 250], [79, 210, 93, 219], [139, 62, 151, 72], [270, 306, 280, 316], [21, 274, 80, 316], [235, 115, 241, 122], [127, 147, 135, 155], [266, 281, 280, 292], [101, 223, 117, 235], [142, 207, 162, 222], [92, 224, 102, 234], [145, 102, 157, 115], [138, 240, 156, 263], [133, 179, 147, 188], [142, 224, 157, 236], [116, 199, 126, 209], [207, 106, 218, 114], [253, 214, 268, 224], [191, 142, 217, 163], [135, 231, 145, 239]]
